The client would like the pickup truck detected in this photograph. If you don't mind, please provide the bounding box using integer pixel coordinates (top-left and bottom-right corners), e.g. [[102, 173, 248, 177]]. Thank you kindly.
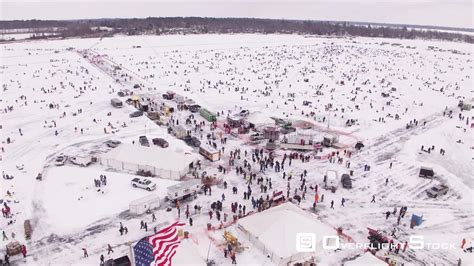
[[426, 184, 448, 198], [152, 138, 169, 148], [131, 177, 156, 191]]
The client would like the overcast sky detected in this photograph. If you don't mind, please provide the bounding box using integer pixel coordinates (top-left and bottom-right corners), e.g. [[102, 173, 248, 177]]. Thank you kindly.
[[0, 0, 472, 29]]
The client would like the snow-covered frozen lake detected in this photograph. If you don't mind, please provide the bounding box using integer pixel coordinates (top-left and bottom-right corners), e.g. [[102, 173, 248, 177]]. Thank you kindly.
[[0, 34, 472, 265]]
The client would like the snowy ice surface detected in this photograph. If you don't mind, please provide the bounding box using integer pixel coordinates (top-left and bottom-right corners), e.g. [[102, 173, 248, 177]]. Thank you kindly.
[[0, 34, 472, 265]]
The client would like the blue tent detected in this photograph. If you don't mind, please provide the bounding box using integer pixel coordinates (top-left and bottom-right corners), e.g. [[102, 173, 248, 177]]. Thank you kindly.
[[411, 214, 423, 226]]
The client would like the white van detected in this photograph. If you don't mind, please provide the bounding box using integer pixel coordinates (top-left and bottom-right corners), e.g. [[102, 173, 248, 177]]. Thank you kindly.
[[325, 170, 339, 192]]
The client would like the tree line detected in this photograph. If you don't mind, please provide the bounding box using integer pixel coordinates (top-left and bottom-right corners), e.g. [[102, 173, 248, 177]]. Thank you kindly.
[[0, 17, 472, 43]]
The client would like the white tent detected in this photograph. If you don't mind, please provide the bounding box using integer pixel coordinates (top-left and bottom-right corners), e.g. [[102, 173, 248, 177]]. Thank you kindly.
[[246, 111, 274, 128], [100, 144, 198, 180], [237, 202, 336, 265], [173, 239, 206, 266], [344, 252, 387, 266]]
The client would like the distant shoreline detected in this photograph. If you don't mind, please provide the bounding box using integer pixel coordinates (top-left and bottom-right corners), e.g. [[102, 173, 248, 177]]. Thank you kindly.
[[0, 17, 472, 44]]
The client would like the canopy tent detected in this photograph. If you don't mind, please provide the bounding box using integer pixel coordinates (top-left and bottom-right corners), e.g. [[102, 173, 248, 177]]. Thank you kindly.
[[173, 239, 206, 266], [237, 202, 335, 265], [246, 111, 274, 128], [100, 144, 198, 180]]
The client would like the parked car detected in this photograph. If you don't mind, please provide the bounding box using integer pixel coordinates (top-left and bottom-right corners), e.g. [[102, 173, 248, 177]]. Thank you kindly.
[[139, 136, 150, 147], [131, 177, 156, 191], [70, 155, 93, 167], [341, 174, 352, 189], [419, 167, 435, 178], [188, 104, 201, 113], [250, 133, 264, 141], [105, 140, 121, 148], [54, 155, 68, 166], [239, 109, 250, 117], [129, 111, 143, 118], [426, 184, 448, 198], [184, 136, 201, 147], [152, 138, 169, 148]]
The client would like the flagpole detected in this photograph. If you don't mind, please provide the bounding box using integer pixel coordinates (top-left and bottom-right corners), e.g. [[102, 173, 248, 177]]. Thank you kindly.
[[206, 239, 212, 263]]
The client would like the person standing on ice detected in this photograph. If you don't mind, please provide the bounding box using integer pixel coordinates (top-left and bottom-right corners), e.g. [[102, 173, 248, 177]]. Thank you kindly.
[[4, 254, 9, 265], [107, 244, 114, 255], [341, 198, 345, 207], [82, 248, 88, 258], [371, 195, 376, 203], [230, 251, 237, 264], [21, 245, 27, 258], [100, 254, 105, 265], [330, 200, 334, 209]]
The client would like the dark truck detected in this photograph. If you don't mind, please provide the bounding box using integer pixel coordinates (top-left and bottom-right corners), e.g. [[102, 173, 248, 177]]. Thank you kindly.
[[419, 167, 435, 178], [139, 136, 150, 147], [152, 138, 169, 148], [184, 135, 201, 147], [341, 174, 352, 189]]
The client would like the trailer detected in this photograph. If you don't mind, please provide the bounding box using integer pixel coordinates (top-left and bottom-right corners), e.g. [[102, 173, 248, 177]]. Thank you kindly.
[[166, 179, 202, 202], [322, 134, 338, 147], [199, 144, 221, 162], [170, 125, 188, 139], [199, 108, 217, 122], [129, 195, 161, 215]]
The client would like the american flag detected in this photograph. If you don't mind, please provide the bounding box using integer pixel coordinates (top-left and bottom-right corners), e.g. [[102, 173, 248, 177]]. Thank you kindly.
[[133, 221, 185, 266]]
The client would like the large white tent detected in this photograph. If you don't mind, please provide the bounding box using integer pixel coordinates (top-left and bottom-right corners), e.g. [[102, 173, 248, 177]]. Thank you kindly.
[[173, 239, 206, 266], [100, 144, 198, 180], [237, 202, 336, 265], [246, 111, 274, 128], [344, 252, 387, 266]]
